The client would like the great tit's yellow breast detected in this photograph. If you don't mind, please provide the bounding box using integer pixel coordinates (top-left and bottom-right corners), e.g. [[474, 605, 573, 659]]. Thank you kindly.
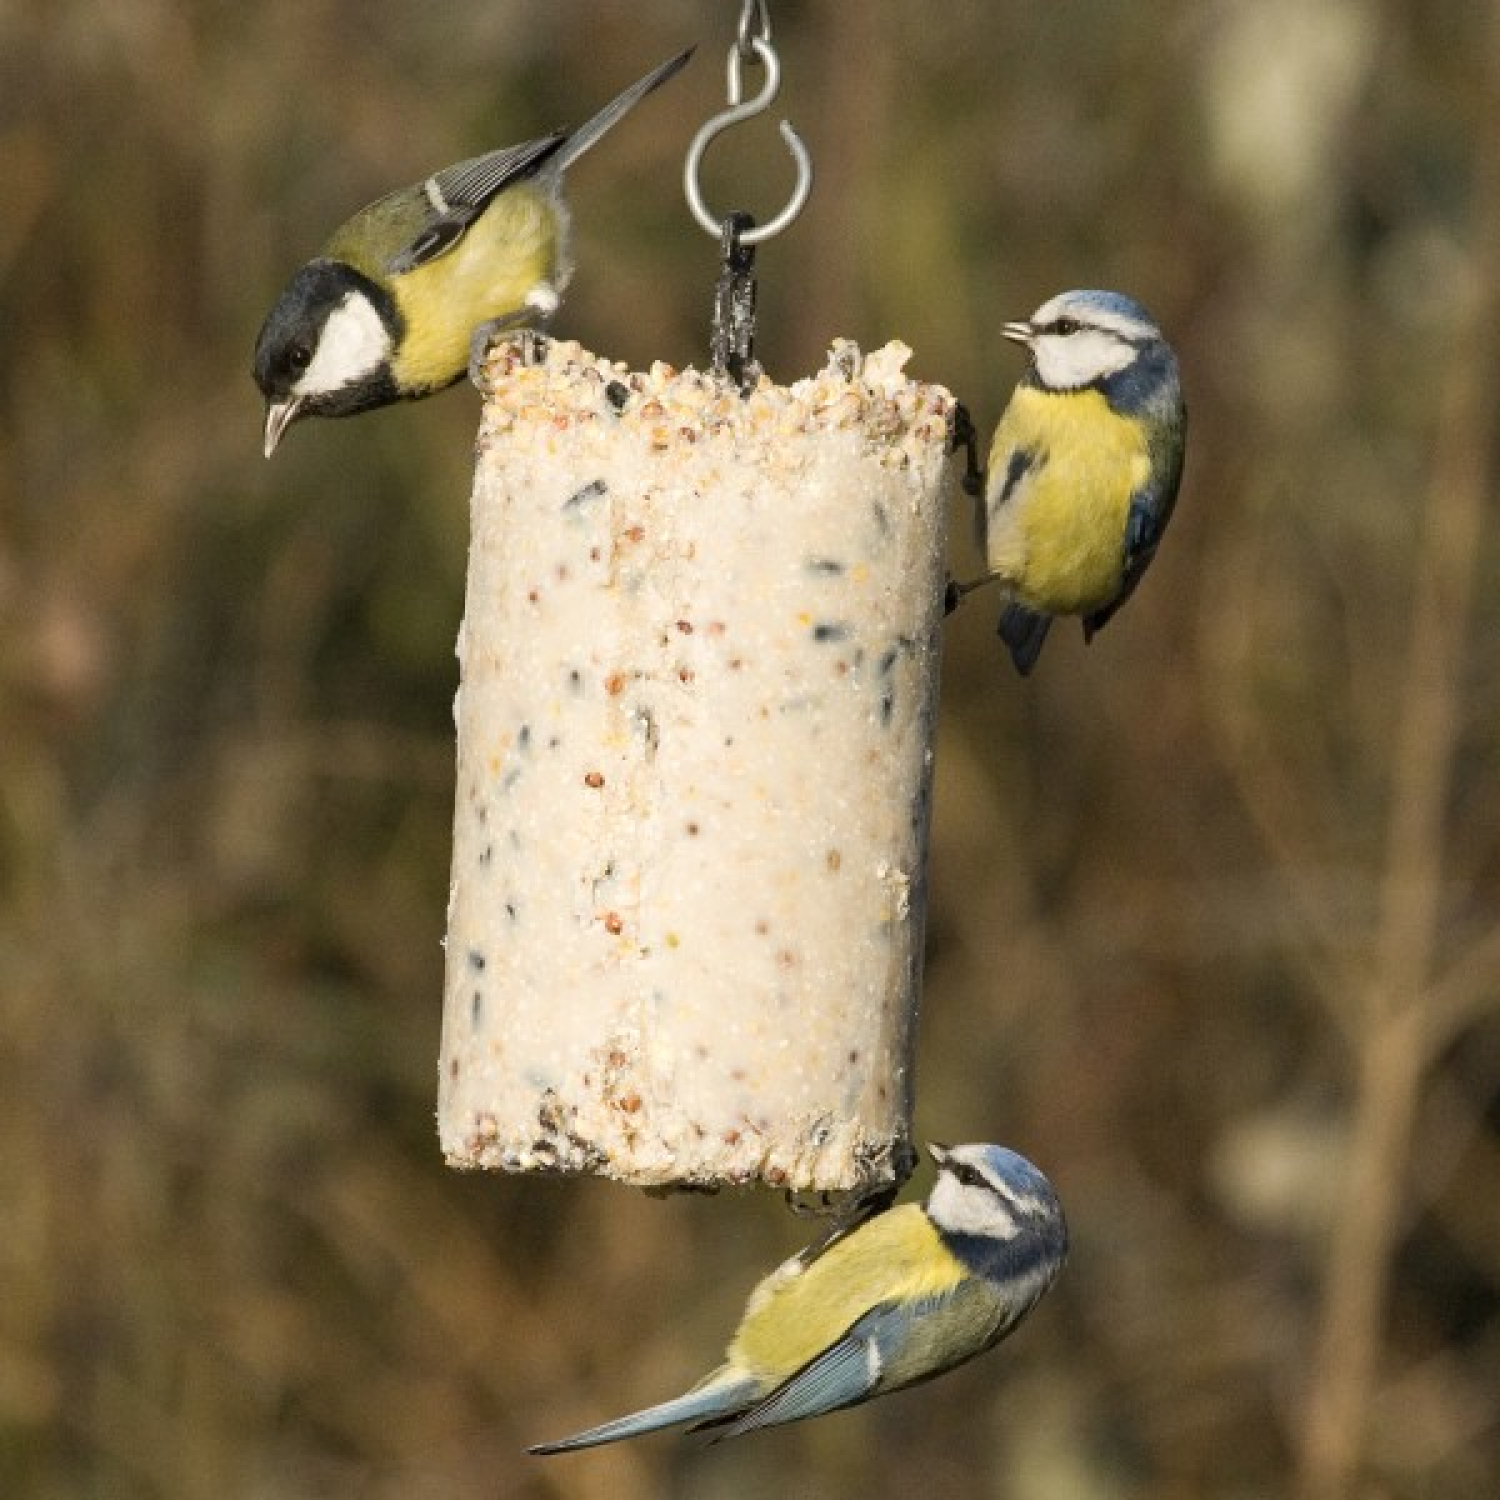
[[390, 182, 560, 395], [727, 1206, 967, 1383], [986, 386, 1152, 615]]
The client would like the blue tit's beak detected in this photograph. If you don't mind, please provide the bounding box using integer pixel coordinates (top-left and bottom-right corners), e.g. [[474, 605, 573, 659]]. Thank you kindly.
[[263, 397, 303, 459], [926, 1142, 951, 1167], [1001, 320, 1034, 346]]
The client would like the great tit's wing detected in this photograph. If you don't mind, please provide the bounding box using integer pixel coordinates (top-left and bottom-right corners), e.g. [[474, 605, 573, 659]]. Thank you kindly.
[[998, 604, 1052, 675], [529, 1371, 756, 1455], [550, 48, 693, 175], [385, 134, 568, 275], [701, 1301, 925, 1441], [430, 137, 569, 213], [387, 50, 691, 278]]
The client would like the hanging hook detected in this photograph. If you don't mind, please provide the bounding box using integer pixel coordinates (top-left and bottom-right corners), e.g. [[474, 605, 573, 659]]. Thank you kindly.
[[683, 34, 813, 246], [736, 0, 771, 55]]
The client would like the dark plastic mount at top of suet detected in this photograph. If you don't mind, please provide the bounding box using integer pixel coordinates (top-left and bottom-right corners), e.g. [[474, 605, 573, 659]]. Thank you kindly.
[[711, 210, 760, 395]]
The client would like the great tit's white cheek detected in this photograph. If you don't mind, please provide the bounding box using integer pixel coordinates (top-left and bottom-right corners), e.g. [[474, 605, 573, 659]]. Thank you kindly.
[[295, 292, 393, 398]]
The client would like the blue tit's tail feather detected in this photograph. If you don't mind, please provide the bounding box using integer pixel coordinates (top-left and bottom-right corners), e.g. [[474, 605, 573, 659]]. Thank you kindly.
[[1082, 599, 1120, 642], [528, 1372, 755, 1455], [551, 48, 695, 176], [998, 605, 1052, 676]]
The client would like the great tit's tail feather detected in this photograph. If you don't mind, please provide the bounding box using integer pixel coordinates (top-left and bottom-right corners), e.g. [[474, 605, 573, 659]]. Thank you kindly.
[[552, 48, 695, 176], [528, 1371, 752, 1455]]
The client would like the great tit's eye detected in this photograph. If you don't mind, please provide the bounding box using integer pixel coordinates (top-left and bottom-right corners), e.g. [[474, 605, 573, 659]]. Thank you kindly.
[[288, 344, 312, 372], [1049, 318, 1081, 336]]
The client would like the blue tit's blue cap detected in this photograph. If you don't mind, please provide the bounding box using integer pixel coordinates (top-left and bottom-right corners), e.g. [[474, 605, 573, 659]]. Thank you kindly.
[[1055, 289, 1160, 329], [932, 1142, 1059, 1202], [972, 1144, 1057, 1197]]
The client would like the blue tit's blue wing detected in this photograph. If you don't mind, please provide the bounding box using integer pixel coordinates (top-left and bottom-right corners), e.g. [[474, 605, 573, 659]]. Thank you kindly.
[[701, 1300, 927, 1441], [1085, 382, 1186, 641], [998, 605, 1052, 676], [387, 135, 568, 275], [1082, 484, 1167, 641], [529, 1372, 758, 1455]]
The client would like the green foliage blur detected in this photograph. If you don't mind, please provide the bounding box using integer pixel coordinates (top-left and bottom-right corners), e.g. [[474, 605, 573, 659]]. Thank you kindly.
[[3, 2, 1498, 1496]]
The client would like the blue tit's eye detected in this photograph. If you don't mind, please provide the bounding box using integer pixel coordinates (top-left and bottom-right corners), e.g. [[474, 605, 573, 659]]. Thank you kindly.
[[1049, 318, 1081, 336], [953, 1163, 985, 1188]]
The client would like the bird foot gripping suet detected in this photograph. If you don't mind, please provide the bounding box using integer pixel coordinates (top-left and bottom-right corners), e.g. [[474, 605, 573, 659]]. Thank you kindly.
[[949, 402, 985, 497], [467, 306, 553, 391], [441, 336, 959, 1198]]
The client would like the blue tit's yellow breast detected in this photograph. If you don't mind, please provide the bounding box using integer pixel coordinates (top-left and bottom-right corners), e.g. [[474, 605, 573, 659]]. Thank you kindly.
[[984, 386, 1153, 615], [389, 182, 559, 394], [726, 1206, 968, 1383]]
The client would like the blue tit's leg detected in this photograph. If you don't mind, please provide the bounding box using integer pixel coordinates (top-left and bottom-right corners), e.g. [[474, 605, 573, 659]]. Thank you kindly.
[[936, 405, 986, 615], [467, 283, 561, 388], [943, 570, 1001, 616], [949, 402, 985, 497], [998, 604, 1052, 675], [789, 1181, 900, 1269], [788, 1135, 913, 1268]]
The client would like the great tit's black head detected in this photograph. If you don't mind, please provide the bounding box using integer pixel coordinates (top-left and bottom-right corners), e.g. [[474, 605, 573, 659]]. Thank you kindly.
[[253, 259, 401, 456]]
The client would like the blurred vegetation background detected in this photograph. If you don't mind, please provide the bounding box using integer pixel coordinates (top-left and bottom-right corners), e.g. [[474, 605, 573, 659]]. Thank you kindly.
[[3, 1, 1498, 1496]]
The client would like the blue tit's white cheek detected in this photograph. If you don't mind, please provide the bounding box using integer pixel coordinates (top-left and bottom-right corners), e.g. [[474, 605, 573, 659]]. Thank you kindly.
[[1034, 329, 1136, 389], [928, 1173, 1021, 1242], [295, 291, 393, 398]]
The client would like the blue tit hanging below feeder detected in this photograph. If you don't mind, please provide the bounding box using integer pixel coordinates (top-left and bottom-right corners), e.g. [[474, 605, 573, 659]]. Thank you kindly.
[[950, 290, 1187, 675], [528, 1143, 1067, 1452], [252, 48, 693, 457]]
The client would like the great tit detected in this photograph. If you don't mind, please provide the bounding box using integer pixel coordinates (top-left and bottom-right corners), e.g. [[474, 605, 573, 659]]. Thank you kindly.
[[951, 289, 1187, 674], [529, 1143, 1067, 1451], [253, 48, 693, 457]]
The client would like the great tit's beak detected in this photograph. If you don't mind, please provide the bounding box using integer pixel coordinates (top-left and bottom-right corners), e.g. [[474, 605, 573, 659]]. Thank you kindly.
[[262, 397, 303, 459], [1001, 320, 1034, 346]]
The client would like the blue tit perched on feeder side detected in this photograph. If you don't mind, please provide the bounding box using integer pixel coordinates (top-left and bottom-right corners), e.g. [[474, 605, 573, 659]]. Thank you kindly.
[[529, 1143, 1067, 1453], [951, 290, 1187, 675], [252, 48, 693, 457]]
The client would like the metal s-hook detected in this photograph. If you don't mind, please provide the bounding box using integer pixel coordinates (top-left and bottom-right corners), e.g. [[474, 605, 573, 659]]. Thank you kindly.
[[736, 0, 771, 56], [683, 34, 813, 246]]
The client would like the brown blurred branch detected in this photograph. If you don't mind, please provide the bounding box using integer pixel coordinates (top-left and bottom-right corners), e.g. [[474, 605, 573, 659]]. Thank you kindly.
[[1198, 533, 1367, 1038], [1292, 18, 1500, 1493]]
